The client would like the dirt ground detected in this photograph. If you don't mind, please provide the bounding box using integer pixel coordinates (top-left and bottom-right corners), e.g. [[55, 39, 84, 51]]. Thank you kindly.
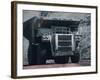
[[23, 63, 80, 69]]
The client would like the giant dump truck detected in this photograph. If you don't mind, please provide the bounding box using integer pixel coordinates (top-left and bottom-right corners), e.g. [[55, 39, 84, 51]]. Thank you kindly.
[[23, 17, 81, 65]]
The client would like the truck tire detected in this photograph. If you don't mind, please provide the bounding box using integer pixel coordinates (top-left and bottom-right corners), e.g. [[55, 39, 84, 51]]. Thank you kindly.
[[54, 56, 69, 64], [71, 53, 80, 63]]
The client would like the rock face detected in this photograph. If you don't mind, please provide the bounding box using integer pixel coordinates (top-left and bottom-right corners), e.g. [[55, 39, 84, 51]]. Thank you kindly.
[[23, 10, 91, 65], [23, 37, 29, 65], [78, 16, 91, 60]]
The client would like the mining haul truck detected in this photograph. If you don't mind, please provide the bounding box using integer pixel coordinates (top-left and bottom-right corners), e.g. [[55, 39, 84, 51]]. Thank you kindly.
[[23, 17, 81, 65]]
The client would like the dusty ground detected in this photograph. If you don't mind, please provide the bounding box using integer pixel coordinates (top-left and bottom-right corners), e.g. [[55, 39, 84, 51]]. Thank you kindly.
[[23, 59, 90, 69], [23, 63, 80, 69]]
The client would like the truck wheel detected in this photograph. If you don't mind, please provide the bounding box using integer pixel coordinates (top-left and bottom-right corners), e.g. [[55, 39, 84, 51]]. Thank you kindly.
[[71, 53, 80, 63], [54, 56, 69, 64]]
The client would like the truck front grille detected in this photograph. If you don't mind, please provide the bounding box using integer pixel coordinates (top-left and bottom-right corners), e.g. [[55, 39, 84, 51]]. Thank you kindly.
[[58, 42, 72, 46], [58, 35, 71, 40]]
